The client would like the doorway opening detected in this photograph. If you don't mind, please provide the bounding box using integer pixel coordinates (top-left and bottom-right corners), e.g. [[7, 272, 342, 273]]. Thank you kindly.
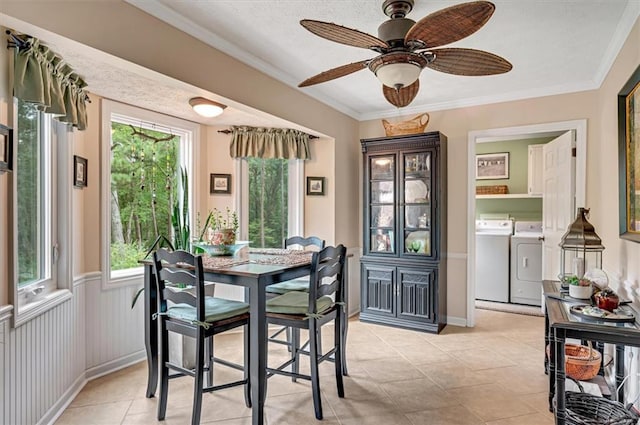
[[466, 120, 587, 327]]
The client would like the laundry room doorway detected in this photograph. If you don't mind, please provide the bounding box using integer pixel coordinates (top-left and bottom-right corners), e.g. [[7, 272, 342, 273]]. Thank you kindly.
[[466, 120, 587, 327]]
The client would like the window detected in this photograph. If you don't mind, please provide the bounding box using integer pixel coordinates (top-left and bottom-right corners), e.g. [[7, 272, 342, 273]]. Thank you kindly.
[[12, 99, 72, 326], [102, 100, 197, 285], [238, 158, 303, 247], [109, 121, 179, 271]]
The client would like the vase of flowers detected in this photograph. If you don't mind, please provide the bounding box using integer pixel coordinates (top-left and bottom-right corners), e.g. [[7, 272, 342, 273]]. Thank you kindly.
[[207, 207, 238, 244], [193, 207, 241, 255]]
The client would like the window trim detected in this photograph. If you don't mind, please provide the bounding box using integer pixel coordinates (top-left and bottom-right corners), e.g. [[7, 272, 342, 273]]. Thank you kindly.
[[10, 100, 73, 327], [101, 99, 200, 288]]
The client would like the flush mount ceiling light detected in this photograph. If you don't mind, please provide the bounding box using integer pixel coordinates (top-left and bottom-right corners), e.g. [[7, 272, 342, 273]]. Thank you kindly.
[[189, 97, 226, 118]]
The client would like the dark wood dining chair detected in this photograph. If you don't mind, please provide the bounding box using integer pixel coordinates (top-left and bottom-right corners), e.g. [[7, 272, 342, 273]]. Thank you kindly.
[[152, 248, 251, 425], [265, 244, 347, 420], [265, 236, 326, 295], [266, 236, 325, 349]]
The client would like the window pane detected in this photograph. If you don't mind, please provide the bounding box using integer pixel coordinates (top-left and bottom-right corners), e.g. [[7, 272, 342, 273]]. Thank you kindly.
[[110, 122, 178, 270], [17, 100, 43, 287], [248, 158, 288, 248]]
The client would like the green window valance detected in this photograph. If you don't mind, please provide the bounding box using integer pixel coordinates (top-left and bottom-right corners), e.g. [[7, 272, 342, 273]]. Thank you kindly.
[[10, 33, 89, 130], [229, 126, 311, 160]]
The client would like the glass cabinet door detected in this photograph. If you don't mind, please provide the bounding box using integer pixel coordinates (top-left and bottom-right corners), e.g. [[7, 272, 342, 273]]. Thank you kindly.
[[402, 151, 431, 256], [369, 155, 395, 254]]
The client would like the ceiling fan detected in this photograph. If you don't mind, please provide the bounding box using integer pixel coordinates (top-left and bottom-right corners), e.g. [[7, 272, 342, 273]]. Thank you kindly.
[[298, 0, 512, 108]]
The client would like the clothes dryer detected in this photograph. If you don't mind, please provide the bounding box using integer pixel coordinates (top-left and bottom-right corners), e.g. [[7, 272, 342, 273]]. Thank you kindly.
[[510, 221, 543, 306]]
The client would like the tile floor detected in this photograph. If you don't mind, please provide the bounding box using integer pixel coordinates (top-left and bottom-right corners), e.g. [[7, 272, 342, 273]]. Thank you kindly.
[[55, 309, 554, 424]]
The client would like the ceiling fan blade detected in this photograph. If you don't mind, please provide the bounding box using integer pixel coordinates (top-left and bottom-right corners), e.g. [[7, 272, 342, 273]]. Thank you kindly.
[[383, 79, 420, 108], [405, 1, 495, 48], [426, 48, 512, 76], [301, 19, 388, 50], [298, 60, 370, 87]]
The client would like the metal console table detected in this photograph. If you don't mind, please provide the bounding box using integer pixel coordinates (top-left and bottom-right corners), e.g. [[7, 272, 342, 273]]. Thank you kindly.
[[543, 280, 640, 424]]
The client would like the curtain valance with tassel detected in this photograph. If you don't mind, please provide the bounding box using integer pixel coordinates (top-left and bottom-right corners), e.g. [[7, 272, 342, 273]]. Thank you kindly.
[[229, 126, 311, 160], [9, 33, 89, 130]]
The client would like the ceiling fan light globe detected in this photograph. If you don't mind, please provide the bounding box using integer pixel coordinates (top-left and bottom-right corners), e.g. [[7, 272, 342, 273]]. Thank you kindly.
[[375, 62, 421, 88], [189, 97, 226, 118]]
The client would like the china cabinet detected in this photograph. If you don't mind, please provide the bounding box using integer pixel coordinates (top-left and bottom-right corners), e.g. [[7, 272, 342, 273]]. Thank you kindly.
[[360, 132, 447, 333]]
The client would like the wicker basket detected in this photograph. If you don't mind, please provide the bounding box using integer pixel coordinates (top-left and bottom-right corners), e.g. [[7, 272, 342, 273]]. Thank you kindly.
[[381, 113, 430, 136], [476, 185, 509, 195], [565, 343, 601, 381], [565, 391, 639, 425], [545, 343, 602, 381]]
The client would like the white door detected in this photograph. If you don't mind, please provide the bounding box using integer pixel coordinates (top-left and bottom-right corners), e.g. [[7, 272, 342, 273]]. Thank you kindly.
[[542, 131, 576, 280]]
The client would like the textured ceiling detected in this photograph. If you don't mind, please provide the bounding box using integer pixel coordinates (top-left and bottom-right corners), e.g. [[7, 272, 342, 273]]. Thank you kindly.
[[127, 0, 639, 120]]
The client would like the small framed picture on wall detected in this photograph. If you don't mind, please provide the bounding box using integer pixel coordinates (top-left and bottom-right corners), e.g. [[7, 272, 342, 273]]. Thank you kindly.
[[210, 173, 231, 194], [306, 176, 325, 196], [74, 155, 88, 187]]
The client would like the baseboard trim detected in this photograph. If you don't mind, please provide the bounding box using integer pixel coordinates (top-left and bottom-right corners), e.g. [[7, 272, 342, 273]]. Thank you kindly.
[[38, 373, 86, 425], [41, 351, 147, 424], [446, 316, 468, 327], [85, 350, 147, 380]]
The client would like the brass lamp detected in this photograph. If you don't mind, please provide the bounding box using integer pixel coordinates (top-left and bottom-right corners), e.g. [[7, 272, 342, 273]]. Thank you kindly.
[[559, 207, 605, 279]]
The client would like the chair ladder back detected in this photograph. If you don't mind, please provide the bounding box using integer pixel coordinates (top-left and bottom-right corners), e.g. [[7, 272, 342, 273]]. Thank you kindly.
[[153, 248, 207, 321], [308, 244, 346, 314], [285, 235, 325, 251]]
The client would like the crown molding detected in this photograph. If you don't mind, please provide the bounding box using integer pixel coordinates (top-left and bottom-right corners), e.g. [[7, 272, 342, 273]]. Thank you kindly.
[[593, 1, 640, 87]]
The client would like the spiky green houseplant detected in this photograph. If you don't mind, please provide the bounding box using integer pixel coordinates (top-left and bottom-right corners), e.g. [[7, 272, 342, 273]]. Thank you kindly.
[[171, 167, 190, 251]]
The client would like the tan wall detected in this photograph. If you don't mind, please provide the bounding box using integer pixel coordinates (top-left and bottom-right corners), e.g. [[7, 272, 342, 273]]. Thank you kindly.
[[76, 95, 101, 274], [204, 126, 336, 244], [0, 0, 360, 274], [360, 92, 599, 319], [360, 16, 640, 321], [1, 0, 638, 323], [361, 91, 599, 252], [304, 136, 337, 244], [593, 17, 640, 290]]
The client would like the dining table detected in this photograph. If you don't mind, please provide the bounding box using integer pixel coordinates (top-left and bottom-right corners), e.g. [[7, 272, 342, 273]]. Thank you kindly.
[[141, 247, 349, 425]]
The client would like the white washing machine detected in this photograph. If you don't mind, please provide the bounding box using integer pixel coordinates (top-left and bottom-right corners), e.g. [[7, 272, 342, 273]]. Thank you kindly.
[[475, 219, 513, 303], [510, 221, 543, 306]]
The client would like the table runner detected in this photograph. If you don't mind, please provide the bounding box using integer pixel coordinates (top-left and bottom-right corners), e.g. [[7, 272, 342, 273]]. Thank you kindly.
[[248, 248, 312, 256], [250, 252, 313, 266], [201, 256, 249, 269]]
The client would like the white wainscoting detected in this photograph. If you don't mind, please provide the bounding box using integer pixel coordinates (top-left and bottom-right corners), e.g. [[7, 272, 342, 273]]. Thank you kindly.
[[0, 272, 147, 425], [84, 274, 145, 374], [0, 284, 85, 425]]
